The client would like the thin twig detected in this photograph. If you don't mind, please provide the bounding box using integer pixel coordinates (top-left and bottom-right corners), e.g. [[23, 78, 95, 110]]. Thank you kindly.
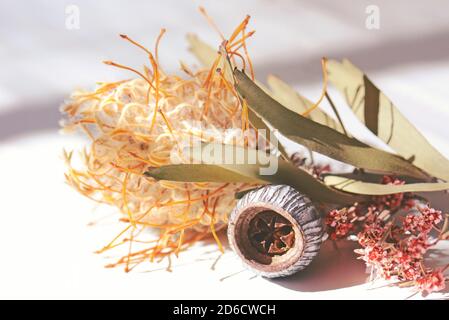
[[325, 91, 348, 136]]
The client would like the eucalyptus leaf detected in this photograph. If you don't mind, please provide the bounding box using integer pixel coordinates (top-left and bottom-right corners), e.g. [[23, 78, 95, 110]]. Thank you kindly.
[[145, 164, 261, 183], [234, 69, 429, 180], [186, 34, 288, 159], [327, 59, 449, 182], [324, 175, 449, 195], [247, 108, 289, 159], [186, 34, 233, 81], [145, 144, 367, 204], [267, 75, 346, 134], [186, 34, 218, 68]]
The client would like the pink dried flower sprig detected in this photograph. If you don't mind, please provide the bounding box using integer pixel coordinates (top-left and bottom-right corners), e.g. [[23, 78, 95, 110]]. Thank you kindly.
[[325, 175, 449, 295]]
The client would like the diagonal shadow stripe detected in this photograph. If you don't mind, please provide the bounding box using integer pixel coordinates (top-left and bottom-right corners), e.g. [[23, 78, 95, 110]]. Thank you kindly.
[[255, 29, 449, 85], [0, 30, 448, 141], [0, 96, 64, 141]]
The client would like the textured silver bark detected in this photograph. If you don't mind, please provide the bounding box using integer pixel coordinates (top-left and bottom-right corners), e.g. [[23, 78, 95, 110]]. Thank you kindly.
[[228, 184, 324, 278]]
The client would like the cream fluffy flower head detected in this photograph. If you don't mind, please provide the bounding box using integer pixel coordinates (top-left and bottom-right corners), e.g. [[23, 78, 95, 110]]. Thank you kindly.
[[61, 17, 258, 269]]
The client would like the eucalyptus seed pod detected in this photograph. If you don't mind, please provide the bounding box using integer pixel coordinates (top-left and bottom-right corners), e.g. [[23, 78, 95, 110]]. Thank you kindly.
[[227, 184, 324, 278]]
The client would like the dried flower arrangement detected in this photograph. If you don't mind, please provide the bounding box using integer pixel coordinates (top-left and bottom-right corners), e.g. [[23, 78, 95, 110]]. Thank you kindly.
[[61, 9, 449, 295]]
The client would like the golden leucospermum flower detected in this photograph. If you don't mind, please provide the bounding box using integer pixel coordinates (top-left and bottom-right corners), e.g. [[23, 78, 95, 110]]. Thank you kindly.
[[60, 14, 259, 271]]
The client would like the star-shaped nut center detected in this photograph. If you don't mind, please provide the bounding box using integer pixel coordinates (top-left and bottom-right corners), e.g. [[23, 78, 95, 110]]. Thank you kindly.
[[248, 211, 295, 256]]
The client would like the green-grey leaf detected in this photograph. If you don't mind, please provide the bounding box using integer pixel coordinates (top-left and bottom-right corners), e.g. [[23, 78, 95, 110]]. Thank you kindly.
[[327, 59, 449, 182], [186, 34, 288, 159], [186, 34, 218, 68], [186, 34, 233, 81], [146, 164, 260, 183], [234, 69, 429, 180], [145, 144, 367, 204], [267, 75, 346, 134], [247, 108, 289, 159], [324, 175, 449, 195]]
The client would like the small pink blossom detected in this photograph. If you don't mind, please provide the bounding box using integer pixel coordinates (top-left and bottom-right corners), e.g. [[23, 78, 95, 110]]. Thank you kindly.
[[404, 235, 430, 259], [325, 205, 358, 240], [403, 205, 442, 234], [420, 206, 443, 224], [374, 176, 405, 210], [357, 221, 385, 247], [356, 244, 387, 265], [402, 263, 420, 281], [417, 270, 446, 294]]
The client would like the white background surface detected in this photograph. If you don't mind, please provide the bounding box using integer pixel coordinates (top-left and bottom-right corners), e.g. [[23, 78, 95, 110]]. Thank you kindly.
[[0, 0, 448, 299]]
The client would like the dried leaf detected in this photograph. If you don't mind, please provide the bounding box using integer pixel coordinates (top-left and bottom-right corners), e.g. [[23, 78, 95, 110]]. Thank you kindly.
[[327, 59, 449, 181], [145, 144, 367, 204], [186, 34, 218, 68], [247, 108, 289, 159], [186, 34, 233, 81], [234, 69, 429, 180], [187, 34, 288, 158], [145, 164, 260, 183], [324, 175, 449, 195], [267, 75, 346, 133]]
